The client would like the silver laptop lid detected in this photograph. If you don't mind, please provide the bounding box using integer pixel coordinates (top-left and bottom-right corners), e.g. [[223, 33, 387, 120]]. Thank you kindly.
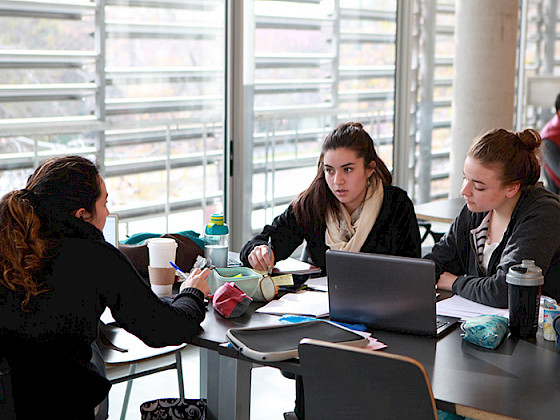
[[102, 214, 119, 247], [326, 250, 438, 336]]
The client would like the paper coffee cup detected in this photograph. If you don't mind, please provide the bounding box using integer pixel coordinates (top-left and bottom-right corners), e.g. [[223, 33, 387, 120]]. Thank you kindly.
[[147, 238, 177, 268], [151, 284, 173, 298], [148, 266, 176, 285]]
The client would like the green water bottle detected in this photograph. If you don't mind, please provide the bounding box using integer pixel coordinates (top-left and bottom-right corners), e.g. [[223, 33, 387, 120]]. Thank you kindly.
[[204, 213, 229, 267]]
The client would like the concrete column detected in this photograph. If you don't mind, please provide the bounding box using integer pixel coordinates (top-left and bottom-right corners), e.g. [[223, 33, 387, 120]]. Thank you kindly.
[[449, 0, 519, 197]]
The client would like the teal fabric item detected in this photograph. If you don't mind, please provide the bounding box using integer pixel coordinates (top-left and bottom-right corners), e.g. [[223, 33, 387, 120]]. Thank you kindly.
[[437, 410, 475, 419], [437, 410, 466, 420], [461, 315, 509, 349], [121, 230, 204, 249]]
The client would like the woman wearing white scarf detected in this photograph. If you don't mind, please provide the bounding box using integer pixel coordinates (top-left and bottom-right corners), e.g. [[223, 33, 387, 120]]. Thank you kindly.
[[240, 122, 421, 420], [324, 178, 384, 253], [242, 122, 420, 273]]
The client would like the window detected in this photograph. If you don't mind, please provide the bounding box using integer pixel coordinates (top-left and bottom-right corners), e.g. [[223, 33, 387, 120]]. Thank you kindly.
[[0, 0, 226, 238], [238, 0, 399, 244]]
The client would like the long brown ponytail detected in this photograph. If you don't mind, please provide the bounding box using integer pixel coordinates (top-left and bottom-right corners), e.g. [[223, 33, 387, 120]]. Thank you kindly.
[[0, 156, 101, 311]]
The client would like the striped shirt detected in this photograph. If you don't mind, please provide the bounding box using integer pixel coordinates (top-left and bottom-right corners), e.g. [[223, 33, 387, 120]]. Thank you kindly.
[[470, 211, 502, 274]]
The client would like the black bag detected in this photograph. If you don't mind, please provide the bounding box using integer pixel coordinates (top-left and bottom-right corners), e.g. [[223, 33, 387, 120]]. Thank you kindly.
[[140, 398, 207, 420], [119, 233, 204, 280]]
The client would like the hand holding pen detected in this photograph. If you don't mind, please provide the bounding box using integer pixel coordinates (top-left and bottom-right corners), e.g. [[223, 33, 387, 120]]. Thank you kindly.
[[247, 238, 275, 272], [170, 261, 211, 297]]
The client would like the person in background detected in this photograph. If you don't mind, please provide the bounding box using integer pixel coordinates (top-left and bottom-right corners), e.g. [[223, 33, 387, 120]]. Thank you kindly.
[[0, 156, 210, 419], [241, 121, 421, 273], [425, 128, 560, 308], [240, 122, 421, 420], [540, 93, 560, 194]]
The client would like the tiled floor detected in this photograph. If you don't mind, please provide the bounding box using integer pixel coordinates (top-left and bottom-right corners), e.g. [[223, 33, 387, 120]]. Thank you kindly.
[[106, 345, 296, 420]]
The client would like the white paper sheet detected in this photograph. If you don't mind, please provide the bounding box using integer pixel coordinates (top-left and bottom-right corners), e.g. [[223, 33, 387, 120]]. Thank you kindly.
[[256, 290, 329, 317], [305, 276, 328, 292], [436, 295, 509, 321]]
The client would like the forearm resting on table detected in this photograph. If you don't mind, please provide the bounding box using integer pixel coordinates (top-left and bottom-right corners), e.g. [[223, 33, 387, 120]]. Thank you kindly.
[[437, 271, 458, 291]]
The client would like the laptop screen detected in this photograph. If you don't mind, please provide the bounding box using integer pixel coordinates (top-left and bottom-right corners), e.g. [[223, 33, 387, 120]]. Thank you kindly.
[[102, 214, 119, 247], [326, 250, 458, 337]]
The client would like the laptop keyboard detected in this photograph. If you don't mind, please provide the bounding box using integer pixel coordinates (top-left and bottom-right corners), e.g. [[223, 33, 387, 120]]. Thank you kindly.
[[228, 256, 242, 267], [436, 319, 448, 329]]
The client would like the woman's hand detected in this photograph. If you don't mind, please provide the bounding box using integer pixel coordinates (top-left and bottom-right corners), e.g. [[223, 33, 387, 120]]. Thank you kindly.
[[248, 244, 275, 272], [180, 267, 211, 297], [436, 271, 458, 291]]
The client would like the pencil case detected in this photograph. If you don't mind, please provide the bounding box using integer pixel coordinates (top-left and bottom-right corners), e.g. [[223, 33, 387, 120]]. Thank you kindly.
[[208, 267, 277, 302], [460, 314, 508, 349]]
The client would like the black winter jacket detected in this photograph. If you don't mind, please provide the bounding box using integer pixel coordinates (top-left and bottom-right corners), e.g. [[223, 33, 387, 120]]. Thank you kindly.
[[0, 219, 205, 419], [240, 185, 421, 271]]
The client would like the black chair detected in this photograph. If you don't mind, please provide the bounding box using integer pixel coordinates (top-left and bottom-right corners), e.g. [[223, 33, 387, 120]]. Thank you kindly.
[[418, 221, 445, 257], [419, 221, 444, 244], [299, 338, 438, 420]]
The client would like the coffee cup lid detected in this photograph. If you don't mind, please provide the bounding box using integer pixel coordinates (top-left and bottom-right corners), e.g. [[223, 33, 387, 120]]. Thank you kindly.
[[147, 238, 177, 248], [506, 260, 544, 286]]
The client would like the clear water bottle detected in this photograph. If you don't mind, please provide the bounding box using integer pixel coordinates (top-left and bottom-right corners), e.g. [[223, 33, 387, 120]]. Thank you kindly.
[[204, 213, 229, 267]]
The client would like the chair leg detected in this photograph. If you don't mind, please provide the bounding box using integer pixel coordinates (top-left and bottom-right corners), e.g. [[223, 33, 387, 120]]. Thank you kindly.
[[120, 363, 136, 420], [175, 351, 185, 399]]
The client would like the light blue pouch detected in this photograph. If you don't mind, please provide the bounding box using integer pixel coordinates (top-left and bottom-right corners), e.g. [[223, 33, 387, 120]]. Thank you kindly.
[[461, 315, 509, 349]]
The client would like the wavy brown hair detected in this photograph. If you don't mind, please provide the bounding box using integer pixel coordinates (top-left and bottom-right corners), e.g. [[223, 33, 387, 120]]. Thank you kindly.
[[292, 122, 392, 229], [468, 128, 542, 189], [0, 156, 101, 311]]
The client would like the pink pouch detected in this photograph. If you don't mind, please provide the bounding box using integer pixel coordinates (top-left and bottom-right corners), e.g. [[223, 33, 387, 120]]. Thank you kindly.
[[211, 282, 253, 318]]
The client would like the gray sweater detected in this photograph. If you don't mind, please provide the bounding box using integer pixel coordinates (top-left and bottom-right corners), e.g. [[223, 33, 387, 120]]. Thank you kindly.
[[425, 184, 560, 308]]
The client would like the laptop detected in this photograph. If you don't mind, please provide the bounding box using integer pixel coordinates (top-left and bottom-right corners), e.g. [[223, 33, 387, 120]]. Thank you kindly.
[[326, 250, 459, 337], [102, 214, 119, 247]]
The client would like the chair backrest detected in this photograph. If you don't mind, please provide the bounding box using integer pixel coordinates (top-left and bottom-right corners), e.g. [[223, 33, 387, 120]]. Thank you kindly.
[[298, 338, 438, 420]]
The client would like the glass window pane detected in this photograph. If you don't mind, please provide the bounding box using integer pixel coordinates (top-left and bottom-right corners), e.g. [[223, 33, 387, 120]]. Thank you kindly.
[[0, 1, 226, 239], [246, 0, 397, 235]]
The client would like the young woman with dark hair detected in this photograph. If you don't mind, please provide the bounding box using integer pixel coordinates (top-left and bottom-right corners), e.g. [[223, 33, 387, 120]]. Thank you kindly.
[[240, 122, 421, 420], [0, 156, 210, 419], [240, 122, 421, 272], [425, 128, 560, 307]]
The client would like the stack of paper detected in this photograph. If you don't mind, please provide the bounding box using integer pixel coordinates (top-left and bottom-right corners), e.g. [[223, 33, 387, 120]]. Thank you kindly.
[[436, 295, 509, 321], [273, 257, 322, 275], [304, 276, 328, 292], [256, 290, 329, 317]]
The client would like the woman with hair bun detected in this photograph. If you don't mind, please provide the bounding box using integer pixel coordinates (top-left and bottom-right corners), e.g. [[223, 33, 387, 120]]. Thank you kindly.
[[0, 156, 210, 419], [425, 128, 560, 308]]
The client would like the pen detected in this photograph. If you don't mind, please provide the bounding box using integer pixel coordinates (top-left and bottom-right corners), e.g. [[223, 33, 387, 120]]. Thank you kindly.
[[169, 261, 190, 281], [267, 236, 272, 276]]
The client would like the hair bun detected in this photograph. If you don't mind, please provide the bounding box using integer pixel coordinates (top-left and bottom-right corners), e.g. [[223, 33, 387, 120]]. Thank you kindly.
[[349, 122, 363, 130], [516, 128, 542, 151]]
